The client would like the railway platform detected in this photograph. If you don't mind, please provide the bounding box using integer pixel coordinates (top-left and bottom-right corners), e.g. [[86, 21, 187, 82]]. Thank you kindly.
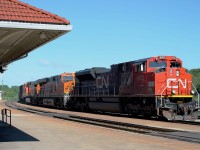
[[1, 101, 200, 150]]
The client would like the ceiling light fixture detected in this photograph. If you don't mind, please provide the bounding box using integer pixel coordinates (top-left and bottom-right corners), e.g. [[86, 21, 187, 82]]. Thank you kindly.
[[40, 32, 47, 39]]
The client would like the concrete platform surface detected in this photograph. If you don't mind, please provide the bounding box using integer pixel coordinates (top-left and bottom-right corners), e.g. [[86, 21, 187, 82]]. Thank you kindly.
[[1, 103, 200, 150]]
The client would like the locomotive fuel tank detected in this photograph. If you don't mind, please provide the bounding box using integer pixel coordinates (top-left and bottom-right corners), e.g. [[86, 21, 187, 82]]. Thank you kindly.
[[88, 98, 121, 113]]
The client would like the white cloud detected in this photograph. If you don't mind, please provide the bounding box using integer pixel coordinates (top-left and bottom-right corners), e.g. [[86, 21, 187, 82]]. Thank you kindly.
[[38, 58, 71, 70], [39, 59, 51, 66]]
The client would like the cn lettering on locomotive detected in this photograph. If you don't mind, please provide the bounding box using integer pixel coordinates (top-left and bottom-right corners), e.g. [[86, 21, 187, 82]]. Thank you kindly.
[[167, 78, 187, 89]]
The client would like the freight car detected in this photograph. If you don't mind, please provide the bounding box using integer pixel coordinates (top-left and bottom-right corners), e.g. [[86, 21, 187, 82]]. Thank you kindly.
[[19, 56, 199, 120]]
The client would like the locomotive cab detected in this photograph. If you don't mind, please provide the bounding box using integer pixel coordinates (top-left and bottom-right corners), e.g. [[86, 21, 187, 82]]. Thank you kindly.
[[149, 56, 198, 120], [131, 56, 198, 120], [62, 73, 75, 95]]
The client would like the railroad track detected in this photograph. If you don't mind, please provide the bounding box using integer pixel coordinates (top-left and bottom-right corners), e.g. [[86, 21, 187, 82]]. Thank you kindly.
[[4, 101, 200, 144], [173, 120, 200, 126]]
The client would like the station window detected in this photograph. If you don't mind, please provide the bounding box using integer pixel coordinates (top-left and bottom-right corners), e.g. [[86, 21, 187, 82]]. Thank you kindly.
[[149, 61, 166, 68], [170, 62, 181, 68]]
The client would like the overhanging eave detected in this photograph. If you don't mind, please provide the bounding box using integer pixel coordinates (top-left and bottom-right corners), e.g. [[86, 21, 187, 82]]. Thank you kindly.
[[0, 21, 73, 70], [0, 21, 72, 31]]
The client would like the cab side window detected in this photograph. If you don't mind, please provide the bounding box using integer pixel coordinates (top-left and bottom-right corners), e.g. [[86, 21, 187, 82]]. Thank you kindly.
[[135, 62, 146, 72], [149, 61, 166, 68], [170, 62, 181, 68]]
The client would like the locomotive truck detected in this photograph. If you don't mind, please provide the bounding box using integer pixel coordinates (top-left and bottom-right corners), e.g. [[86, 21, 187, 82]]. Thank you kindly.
[[19, 56, 199, 120]]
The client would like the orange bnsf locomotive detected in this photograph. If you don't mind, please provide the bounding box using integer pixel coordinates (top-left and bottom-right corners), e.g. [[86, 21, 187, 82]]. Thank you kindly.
[[19, 72, 75, 108], [19, 56, 199, 120]]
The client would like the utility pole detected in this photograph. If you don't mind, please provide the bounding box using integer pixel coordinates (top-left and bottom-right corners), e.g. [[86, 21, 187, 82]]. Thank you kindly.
[[1, 73, 3, 91]]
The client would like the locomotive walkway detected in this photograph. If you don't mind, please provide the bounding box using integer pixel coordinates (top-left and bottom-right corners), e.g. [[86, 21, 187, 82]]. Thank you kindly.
[[1, 100, 200, 150]]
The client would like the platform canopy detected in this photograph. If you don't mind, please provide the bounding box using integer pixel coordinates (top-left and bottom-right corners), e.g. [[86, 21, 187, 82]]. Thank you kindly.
[[0, 0, 72, 72]]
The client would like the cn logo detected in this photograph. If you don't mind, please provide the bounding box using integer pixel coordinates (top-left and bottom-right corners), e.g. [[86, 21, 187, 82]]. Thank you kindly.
[[167, 78, 187, 89]]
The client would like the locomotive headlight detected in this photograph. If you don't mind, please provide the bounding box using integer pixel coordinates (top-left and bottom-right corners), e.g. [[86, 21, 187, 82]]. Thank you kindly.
[[190, 90, 195, 95], [172, 90, 176, 95]]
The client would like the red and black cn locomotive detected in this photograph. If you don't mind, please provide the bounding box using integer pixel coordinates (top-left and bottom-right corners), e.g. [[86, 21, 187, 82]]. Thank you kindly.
[[19, 56, 199, 120]]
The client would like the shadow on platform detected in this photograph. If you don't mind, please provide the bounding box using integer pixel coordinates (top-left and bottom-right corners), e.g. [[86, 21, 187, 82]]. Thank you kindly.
[[0, 121, 39, 142]]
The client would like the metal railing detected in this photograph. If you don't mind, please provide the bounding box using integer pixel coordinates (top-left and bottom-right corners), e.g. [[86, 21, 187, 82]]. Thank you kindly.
[[155, 82, 167, 107], [1, 108, 11, 127], [191, 82, 200, 108], [72, 84, 116, 97]]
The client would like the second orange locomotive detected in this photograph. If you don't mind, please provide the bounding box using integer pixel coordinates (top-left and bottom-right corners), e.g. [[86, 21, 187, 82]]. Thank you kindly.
[[19, 72, 75, 108]]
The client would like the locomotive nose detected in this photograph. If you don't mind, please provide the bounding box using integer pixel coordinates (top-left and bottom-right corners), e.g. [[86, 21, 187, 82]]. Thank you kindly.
[[166, 67, 191, 96]]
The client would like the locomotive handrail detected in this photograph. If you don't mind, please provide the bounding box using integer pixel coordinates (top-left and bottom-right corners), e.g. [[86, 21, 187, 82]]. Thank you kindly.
[[73, 84, 116, 97], [160, 85, 167, 107], [155, 82, 167, 107], [156, 83, 166, 95], [190, 81, 200, 108]]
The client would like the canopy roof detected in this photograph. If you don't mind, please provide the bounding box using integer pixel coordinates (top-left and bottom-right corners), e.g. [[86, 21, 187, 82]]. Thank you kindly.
[[0, 0, 72, 72]]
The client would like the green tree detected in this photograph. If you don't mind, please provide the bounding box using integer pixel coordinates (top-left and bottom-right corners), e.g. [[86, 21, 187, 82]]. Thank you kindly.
[[0, 85, 19, 100], [189, 69, 200, 93]]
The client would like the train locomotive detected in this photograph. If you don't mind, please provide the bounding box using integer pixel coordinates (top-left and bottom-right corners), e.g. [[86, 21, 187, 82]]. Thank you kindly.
[[19, 56, 199, 120], [19, 72, 75, 108]]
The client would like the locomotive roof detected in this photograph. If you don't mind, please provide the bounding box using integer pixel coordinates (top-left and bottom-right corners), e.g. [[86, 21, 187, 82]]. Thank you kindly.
[[35, 78, 49, 84], [76, 67, 110, 80], [111, 57, 151, 66], [133, 57, 151, 63]]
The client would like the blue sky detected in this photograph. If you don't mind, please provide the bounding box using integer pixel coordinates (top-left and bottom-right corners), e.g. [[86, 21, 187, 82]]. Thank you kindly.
[[2, 0, 200, 87]]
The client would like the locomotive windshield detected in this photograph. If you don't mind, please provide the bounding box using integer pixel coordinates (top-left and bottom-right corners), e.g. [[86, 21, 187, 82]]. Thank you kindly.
[[149, 61, 166, 68], [63, 76, 73, 82], [170, 62, 181, 68]]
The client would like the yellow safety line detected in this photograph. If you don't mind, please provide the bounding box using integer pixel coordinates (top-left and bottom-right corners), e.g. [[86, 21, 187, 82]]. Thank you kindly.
[[168, 95, 193, 98]]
